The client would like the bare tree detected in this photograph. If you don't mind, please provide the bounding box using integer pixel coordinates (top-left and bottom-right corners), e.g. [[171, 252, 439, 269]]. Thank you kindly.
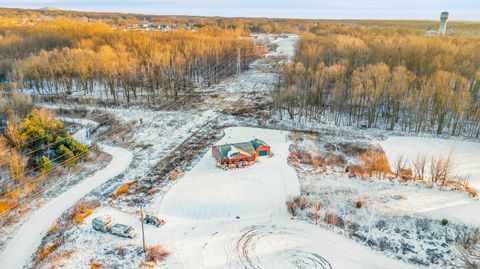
[[412, 154, 427, 181]]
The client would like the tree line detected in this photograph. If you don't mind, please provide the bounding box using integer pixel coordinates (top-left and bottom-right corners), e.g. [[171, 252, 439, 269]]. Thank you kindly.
[[0, 19, 259, 104], [274, 27, 480, 137]]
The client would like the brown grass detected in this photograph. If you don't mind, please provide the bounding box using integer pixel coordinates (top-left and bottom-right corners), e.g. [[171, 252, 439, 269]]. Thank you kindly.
[[346, 165, 366, 177], [146, 246, 170, 264], [90, 261, 103, 269], [0, 199, 12, 214], [47, 221, 59, 236], [324, 212, 345, 228], [35, 238, 63, 264], [290, 151, 345, 169], [286, 199, 298, 216], [73, 208, 93, 224], [69, 201, 100, 227], [359, 148, 391, 178], [115, 183, 130, 198], [447, 181, 479, 198], [169, 171, 181, 181]]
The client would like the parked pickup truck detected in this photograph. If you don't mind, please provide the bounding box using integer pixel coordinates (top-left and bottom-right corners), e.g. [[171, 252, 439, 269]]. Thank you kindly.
[[92, 216, 113, 233], [110, 224, 137, 239]]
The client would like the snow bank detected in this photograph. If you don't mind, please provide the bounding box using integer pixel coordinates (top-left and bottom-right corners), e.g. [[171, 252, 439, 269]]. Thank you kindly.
[[159, 127, 300, 220]]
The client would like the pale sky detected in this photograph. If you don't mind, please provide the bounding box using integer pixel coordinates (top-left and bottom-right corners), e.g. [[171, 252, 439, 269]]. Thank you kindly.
[[0, 0, 478, 20]]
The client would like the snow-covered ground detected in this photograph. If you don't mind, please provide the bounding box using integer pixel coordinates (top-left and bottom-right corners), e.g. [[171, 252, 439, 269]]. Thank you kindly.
[[379, 136, 480, 226], [0, 122, 133, 269], [3, 33, 459, 268], [380, 136, 480, 189], [159, 127, 299, 220], [287, 131, 480, 267], [253, 34, 298, 62], [54, 127, 416, 269]]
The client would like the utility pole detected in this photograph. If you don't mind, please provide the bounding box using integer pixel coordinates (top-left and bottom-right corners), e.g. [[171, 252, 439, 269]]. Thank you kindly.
[[236, 47, 241, 76], [140, 206, 146, 253]]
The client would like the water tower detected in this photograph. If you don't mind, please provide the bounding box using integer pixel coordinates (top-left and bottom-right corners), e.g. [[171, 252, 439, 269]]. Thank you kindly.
[[438, 12, 449, 35]]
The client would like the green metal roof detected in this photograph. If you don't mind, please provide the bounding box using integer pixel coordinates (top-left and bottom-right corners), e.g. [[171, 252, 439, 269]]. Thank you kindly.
[[214, 141, 256, 158], [214, 139, 270, 159], [250, 138, 269, 149]]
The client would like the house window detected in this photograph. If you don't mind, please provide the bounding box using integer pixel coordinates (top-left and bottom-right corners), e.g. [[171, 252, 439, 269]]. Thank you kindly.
[[259, 150, 267, 156]]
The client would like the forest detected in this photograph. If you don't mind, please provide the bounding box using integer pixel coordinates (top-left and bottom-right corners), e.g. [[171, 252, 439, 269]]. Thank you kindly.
[[274, 25, 480, 137], [0, 18, 259, 104]]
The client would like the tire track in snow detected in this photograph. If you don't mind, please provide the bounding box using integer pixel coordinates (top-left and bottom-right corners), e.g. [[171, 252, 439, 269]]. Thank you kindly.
[[0, 120, 133, 269], [227, 224, 332, 269]]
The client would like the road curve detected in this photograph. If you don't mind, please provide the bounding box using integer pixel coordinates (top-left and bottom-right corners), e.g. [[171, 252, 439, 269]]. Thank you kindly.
[[0, 144, 133, 269]]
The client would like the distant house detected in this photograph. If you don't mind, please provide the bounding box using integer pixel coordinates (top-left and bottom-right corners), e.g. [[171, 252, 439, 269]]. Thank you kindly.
[[212, 139, 271, 167]]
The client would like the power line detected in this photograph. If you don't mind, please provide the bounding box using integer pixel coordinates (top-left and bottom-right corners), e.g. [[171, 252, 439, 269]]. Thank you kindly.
[[0, 120, 127, 193]]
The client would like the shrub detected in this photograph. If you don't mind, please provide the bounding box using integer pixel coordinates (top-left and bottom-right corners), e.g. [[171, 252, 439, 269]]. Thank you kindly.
[[39, 155, 54, 174], [310, 209, 321, 224], [47, 221, 59, 236], [73, 208, 93, 224], [359, 148, 391, 178], [286, 200, 299, 216], [463, 184, 478, 198], [70, 137, 89, 160], [0, 199, 12, 214], [58, 144, 75, 166], [91, 261, 103, 269], [70, 201, 99, 225], [35, 238, 63, 264], [324, 212, 345, 228], [146, 246, 169, 264], [295, 196, 310, 210], [441, 218, 449, 226], [346, 165, 365, 177], [115, 184, 130, 198], [287, 196, 310, 216], [169, 171, 181, 181], [356, 200, 363, 208]]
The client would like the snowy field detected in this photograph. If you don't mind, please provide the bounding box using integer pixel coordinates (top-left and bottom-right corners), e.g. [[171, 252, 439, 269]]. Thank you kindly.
[[379, 136, 480, 226], [56, 127, 416, 269], [380, 136, 480, 189], [159, 127, 299, 220], [287, 131, 480, 267]]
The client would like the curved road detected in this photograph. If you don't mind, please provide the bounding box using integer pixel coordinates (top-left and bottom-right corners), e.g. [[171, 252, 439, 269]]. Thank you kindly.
[[0, 121, 133, 269]]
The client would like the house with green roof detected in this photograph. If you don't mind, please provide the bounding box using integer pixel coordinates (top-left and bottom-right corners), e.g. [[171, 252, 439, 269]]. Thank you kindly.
[[212, 139, 271, 166]]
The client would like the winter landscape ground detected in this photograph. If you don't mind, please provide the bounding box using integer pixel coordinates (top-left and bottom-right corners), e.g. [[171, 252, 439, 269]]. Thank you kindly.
[[0, 19, 479, 269]]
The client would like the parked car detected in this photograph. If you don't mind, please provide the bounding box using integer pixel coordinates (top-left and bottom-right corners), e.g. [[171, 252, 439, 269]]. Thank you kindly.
[[92, 216, 113, 233], [143, 214, 165, 227], [110, 224, 137, 239]]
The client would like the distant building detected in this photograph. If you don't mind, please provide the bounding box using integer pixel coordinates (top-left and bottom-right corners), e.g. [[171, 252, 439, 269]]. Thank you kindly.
[[425, 30, 438, 36], [212, 139, 271, 167], [439, 12, 449, 35]]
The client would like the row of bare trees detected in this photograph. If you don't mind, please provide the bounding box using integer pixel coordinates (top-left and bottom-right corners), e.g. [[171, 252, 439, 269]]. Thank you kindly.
[[1, 19, 259, 104], [274, 28, 480, 137]]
